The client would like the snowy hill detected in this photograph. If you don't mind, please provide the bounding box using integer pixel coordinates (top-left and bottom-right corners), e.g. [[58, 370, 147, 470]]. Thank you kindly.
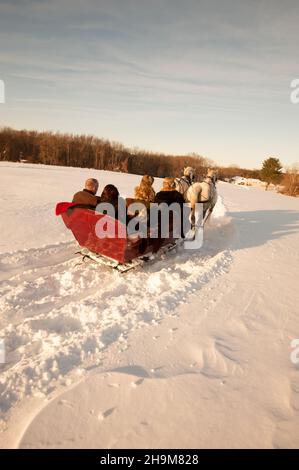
[[0, 162, 299, 448]]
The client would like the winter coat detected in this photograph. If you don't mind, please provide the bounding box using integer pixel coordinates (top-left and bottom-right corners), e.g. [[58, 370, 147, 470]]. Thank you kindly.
[[154, 190, 186, 238], [72, 189, 101, 207], [154, 190, 185, 206]]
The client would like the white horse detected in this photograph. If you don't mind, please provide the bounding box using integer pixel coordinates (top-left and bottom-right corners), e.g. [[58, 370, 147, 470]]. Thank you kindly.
[[174, 167, 195, 201], [186, 170, 218, 224]]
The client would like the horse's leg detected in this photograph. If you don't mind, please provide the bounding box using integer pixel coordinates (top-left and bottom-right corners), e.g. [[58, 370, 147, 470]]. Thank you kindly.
[[188, 192, 198, 228]]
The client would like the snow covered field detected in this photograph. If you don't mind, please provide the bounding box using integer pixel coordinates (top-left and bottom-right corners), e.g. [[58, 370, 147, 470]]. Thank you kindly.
[[0, 162, 299, 448]]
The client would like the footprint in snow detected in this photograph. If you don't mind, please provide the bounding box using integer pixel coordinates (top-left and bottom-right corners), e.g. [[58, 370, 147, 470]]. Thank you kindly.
[[131, 378, 144, 388], [98, 407, 116, 421]]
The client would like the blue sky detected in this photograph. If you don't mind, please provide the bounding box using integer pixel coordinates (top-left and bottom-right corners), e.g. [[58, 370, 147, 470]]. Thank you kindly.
[[0, 0, 298, 168]]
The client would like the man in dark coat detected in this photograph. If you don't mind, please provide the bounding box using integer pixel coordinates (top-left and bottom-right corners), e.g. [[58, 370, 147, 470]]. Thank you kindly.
[[72, 178, 101, 208], [155, 177, 185, 206], [154, 177, 187, 239]]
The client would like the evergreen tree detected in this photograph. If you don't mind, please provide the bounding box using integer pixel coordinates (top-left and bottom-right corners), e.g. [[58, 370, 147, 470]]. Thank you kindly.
[[260, 157, 283, 188]]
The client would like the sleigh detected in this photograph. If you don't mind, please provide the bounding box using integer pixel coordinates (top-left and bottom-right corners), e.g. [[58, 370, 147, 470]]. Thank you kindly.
[[55, 202, 182, 272], [56, 199, 213, 272]]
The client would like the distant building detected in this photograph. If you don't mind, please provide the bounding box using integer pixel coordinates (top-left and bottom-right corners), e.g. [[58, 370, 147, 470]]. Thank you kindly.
[[231, 176, 267, 189]]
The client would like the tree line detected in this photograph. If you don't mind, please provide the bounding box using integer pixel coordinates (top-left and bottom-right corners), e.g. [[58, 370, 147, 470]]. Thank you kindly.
[[0, 127, 214, 179], [0, 127, 261, 181], [1, 127, 297, 196]]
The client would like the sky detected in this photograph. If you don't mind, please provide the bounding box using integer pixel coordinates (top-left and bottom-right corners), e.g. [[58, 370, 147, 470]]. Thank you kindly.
[[0, 0, 298, 169]]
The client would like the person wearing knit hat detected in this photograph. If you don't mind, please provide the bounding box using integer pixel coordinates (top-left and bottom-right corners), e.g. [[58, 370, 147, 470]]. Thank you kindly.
[[206, 169, 217, 183], [183, 166, 195, 181]]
